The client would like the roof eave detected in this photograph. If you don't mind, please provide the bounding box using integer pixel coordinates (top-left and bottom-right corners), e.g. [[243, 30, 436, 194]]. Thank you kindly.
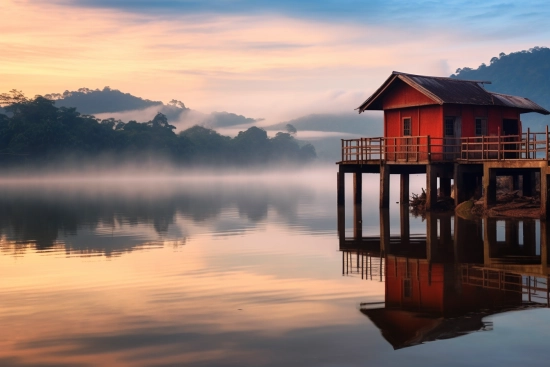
[[356, 73, 399, 113], [356, 72, 443, 113]]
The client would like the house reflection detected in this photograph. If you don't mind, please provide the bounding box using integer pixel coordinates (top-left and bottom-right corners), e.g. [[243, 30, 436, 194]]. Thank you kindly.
[[339, 209, 550, 349]]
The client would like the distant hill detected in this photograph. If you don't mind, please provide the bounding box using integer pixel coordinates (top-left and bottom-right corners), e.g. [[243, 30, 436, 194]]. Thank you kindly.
[[44, 87, 262, 130], [47, 87, 165, 114], [452, 46, 550, 129]]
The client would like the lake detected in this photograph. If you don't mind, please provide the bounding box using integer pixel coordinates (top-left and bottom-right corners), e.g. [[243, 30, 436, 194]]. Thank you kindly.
[[1, 167, 549, 366]]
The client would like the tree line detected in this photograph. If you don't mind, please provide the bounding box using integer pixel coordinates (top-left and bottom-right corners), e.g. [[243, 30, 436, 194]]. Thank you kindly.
[[0, 91, 316, 166]]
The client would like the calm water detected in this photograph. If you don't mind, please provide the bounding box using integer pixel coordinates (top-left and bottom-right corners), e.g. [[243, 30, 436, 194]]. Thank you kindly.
[[1, 168, 549, 367]]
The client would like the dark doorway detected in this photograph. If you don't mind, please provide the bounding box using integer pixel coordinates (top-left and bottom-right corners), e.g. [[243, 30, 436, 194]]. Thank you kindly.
[[503, 119, 519, 136], [502, 119, 519, 158]]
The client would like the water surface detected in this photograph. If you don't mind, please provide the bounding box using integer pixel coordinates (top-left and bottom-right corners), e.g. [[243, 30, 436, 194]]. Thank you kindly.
[[1, 169, 549, 366]]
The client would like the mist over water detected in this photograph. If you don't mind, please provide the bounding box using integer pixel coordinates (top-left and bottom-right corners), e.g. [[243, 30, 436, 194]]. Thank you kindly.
[[1, 167, 550, 366]]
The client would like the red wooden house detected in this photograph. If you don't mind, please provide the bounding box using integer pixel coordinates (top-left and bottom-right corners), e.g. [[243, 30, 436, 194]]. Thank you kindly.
[[351, 71, 549, 162], [337, 71, 550, 213]]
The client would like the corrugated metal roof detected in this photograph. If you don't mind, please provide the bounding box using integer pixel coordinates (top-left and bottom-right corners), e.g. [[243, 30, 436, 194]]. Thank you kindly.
[[357, 71, 550, 115], [490, 92, 549, 114]]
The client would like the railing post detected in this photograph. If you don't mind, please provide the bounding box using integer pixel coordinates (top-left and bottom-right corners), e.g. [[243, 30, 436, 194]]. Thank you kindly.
[[498, 127, 501, 160], [526, 128, 530, 159], [547, 125, 549, 161]]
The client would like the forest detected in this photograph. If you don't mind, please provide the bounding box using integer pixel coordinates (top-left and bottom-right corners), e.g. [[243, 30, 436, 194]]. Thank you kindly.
[[0, 91, 316, 167]]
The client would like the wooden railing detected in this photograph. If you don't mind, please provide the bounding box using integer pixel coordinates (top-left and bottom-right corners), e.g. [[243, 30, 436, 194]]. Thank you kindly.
[[341, 127, 550, 163], [461, 265, 550, 305]]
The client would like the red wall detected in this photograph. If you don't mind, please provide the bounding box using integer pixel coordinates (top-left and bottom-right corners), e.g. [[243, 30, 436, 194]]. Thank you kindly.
[[443, 104, 521, 137], [384, 105, 443, 160], [385, 257, 444, 313], [382, 79, 435, 109]]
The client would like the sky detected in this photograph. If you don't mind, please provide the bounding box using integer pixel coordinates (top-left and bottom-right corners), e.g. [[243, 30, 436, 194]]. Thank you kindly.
[[2, 0, 550, 123]]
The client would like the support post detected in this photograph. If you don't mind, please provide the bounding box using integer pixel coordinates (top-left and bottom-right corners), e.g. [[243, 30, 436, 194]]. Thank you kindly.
[[523, 220, 536, 256], [483, 165, 497, 209], [523, 171, 535, 197], [483, 218, 497, 266], [505, 220, 519, 248], [380, 209, 390, 256], [454, 164, 466, 206], [380, 163, 390, 208], [540, 220, 548, 269], [400, 173, 410, 205], [541, 170, 548, 219], [353, 173, 362, 239], [513, 175, 520, 191], [337, 171, 345, 240], [400, 204, 410, 247], [337, 171, 345, 207], [426, 164, 438, 211], [440, 215, 452, 249], [426, 212, 438, 263]]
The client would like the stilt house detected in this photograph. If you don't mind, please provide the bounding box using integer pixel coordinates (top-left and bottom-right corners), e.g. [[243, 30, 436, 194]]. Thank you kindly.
[[354, 71, 549, 162], [337, 71, 550, 215]]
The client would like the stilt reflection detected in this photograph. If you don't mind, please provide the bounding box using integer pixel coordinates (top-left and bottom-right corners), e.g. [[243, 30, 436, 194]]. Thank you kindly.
[[338, 207, 550, 349]]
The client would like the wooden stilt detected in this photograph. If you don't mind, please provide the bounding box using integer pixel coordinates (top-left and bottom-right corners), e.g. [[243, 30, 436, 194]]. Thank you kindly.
[[400, 173, 409, 205], [483, 165, 496, 209], [380, 164, 390, 208], [540, 170, 548, 219], [426, 164, 437, 210], [353, 173, 362, 239], [380, 209, 390, 256]]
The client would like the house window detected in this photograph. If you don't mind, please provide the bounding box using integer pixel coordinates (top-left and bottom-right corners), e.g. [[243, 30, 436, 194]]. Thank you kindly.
[[445, 117, 455, 136], [403, 118, 411, 136], [475, 118, 487, 136]]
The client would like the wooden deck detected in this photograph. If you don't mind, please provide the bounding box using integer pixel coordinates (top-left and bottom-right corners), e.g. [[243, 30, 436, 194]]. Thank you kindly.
[[340, 128, 550, 164]]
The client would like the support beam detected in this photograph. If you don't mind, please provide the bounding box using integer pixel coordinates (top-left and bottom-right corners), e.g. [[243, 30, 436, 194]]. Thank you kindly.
[[400, 173, 410, 205], [483, 166, 497, 209], [426, 164, 438, 211], [380, 164, 390, 208]]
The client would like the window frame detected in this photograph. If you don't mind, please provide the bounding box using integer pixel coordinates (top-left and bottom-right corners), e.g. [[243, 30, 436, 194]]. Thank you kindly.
[[475, 117, 487, 136], [444, 117, 455, 137], [403, 117, 412, 136]]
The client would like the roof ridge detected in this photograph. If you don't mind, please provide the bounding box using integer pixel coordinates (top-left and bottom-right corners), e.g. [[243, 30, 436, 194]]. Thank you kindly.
[[392, 71, 491, 84]]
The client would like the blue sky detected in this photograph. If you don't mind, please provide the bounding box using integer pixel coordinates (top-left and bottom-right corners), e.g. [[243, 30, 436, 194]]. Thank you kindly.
[[2, 0, 549, 122]]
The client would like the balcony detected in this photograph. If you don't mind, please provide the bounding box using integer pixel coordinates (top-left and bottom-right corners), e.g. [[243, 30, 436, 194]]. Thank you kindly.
[[340, 129, 550, 164]]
